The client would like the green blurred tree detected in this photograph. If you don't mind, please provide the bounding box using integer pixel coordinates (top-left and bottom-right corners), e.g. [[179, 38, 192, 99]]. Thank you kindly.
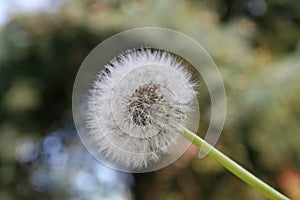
[[0, 0, 299, 199]]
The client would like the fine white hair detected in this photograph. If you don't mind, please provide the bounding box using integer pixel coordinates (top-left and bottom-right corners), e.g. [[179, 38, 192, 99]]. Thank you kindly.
[[86, 48, 197, 170]]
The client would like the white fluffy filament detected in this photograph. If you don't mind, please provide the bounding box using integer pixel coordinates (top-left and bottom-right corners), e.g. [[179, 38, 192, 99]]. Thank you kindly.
[[86, 48, 196, 169]]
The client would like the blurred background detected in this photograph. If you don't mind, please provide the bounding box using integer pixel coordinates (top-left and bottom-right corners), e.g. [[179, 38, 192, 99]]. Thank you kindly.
[[0, 0, 300, 199]]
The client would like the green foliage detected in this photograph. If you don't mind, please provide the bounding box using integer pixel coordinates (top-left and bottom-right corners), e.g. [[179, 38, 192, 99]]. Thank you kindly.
[[0, 0, 299, 199]]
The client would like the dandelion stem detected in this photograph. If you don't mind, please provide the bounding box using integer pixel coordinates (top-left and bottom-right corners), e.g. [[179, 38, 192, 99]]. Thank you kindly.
[[181, 126, 289, 200]]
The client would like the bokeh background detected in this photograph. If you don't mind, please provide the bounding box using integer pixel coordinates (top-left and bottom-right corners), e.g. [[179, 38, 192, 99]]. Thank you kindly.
[[0, 0, 300, 199]]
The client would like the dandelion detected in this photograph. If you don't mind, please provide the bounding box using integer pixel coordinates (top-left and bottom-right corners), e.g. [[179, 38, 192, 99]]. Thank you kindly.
[[86, 48, 196, 170], [74, 28, 289, 199]]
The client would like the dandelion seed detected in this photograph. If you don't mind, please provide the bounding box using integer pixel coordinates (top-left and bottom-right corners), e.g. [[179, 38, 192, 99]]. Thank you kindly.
[[74, 28, 288, 199], [86, 48, 197, 170]]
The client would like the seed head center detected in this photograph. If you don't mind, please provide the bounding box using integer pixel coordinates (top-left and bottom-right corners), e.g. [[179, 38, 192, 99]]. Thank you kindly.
[[128, 84, 163, 126]]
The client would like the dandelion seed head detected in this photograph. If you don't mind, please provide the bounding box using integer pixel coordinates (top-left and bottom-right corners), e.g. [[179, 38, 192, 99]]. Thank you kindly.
[[86, 48, 197, 170]]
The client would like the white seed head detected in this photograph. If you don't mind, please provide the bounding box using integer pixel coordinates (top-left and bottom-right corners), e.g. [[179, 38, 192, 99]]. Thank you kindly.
[[86, 48, 197, 170]]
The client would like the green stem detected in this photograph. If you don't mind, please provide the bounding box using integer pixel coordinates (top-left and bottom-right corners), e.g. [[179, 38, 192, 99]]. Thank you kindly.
[[181, 126, 289, 200]]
